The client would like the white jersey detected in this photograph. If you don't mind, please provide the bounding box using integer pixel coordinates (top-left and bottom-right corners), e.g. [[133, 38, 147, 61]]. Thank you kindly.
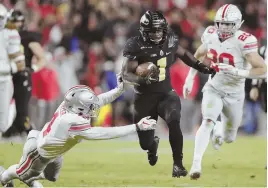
[[202, 26, 258, 93], [0, 28, 21, 80], [37, 86, 135, 159]]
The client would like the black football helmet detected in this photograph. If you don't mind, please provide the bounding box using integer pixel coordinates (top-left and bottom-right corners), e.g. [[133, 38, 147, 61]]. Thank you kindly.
[[7, 10, 25, 30], [139, 11, 168, 46]]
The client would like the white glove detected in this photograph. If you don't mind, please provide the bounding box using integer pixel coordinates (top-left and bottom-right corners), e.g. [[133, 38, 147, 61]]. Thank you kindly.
[[116, 72, 124, 91], [136, 116, 157, 131], [183, 77, 194, 99], [217, 63, 239, 76]]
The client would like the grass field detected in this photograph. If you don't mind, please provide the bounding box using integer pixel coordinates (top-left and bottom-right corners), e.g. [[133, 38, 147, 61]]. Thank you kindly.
[[0, 136, 266, 187]]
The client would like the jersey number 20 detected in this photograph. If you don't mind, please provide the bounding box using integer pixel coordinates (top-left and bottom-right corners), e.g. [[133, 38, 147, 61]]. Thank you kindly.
[[157, 57, 167, 81], [207, 49, 235, 66]]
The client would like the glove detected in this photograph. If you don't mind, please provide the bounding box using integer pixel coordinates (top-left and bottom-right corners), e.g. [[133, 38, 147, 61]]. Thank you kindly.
[[116, 72, 125, 90], [183, 77, 194, 99], [144, 68, 160, 85], [217, 63, 240, 76], [136, 116, 157, 131], [196, 61, 216, 74]]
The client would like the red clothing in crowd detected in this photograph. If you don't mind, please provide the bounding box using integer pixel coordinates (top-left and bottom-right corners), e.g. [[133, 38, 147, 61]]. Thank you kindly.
[[32, 67, 60, 101], [170, 61, 199, 99]]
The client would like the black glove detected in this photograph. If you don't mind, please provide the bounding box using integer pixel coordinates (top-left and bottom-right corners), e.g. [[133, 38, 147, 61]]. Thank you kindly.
[[195, 61, 216, 74], [143, 68, 159, 84]]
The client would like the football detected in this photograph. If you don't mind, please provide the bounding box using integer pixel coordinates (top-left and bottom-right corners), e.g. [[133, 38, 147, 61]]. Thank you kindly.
[[135, 62, 158, 78]]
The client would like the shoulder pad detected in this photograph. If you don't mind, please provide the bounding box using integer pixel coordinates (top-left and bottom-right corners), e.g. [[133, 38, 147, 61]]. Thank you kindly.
[[201, 26, 217, 44], [235, 30, 258, 55]]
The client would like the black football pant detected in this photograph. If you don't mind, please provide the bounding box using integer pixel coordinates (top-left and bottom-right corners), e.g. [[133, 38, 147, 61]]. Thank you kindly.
[[133, 90, 183, 165], [5, 70, 32, 136], [260, 81, 267, 113]]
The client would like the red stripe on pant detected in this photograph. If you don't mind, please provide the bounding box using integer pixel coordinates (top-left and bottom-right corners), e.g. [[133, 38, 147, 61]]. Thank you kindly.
[[16, 149, 39, 175]]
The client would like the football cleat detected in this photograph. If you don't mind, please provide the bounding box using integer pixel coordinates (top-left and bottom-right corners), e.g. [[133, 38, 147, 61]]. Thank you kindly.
[[189, 162, 202, 180], [0, 166, 14, 187], [147, 136, 160, 166], [172, 163, 188, 178]]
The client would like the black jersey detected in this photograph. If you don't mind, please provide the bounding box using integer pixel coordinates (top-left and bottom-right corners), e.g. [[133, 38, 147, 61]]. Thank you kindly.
[[123, 30, 179, 94], [19, 30, 42, 68]]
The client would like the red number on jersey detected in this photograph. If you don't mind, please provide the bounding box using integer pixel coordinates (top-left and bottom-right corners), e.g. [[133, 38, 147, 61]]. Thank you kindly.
[[207, 49, 235, 66], [208, 27, 216, 34], [219, 53, 234, 66], [43, 112, 59, 137], [238, 32, 251, 42]]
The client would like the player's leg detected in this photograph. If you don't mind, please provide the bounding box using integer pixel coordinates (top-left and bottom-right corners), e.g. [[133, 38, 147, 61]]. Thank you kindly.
[[157, 90, 187, 177], [0, 130, 39, 185], [190, 87, 223, 179], [0, 79, 14, 133], [134, 93, 159, 166], [12, 71, 32, 134], [43, 156, 64, 182], [221, 96, 244, 143], [0, 130, 49, 185], [211, 120, 224, 150]]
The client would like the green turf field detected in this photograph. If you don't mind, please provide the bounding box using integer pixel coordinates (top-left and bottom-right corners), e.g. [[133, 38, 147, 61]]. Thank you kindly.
[[0, 136, 266, 187]]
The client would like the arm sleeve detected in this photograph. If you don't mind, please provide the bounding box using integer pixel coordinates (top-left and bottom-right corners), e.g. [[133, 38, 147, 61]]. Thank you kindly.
[[70, 124, 137, 140], [239, 34, 258, 56], [98, 86, 124, 106], [7, 29, 21, 54]]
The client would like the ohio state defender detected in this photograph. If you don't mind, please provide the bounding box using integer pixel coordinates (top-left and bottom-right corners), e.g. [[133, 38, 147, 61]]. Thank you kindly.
[[183, 4, 266, 180], [0, 78, 157, 187]]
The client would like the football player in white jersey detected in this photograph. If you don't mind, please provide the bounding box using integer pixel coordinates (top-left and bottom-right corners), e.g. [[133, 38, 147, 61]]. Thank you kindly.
[[0, 4, 25, 133], [0, 76, 157, 187], [182, 4, 267, 180]]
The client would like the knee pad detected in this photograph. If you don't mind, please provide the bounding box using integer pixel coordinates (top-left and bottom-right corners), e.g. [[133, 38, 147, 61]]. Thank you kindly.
[[45, 175, 57, 182], [27, 130, 40, 140]]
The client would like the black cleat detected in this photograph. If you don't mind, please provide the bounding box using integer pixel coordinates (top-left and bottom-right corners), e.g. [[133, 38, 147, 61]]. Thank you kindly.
[[172, 163, 188, 178], [147, 136, 160, 166]]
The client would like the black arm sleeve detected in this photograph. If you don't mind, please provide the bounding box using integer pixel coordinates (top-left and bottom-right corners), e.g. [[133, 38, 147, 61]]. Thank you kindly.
[[176, 47, 201, 69]]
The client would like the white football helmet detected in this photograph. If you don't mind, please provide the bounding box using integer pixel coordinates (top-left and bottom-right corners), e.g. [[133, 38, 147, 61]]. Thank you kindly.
[[214, 4, 244, 39], [0, 4, 8, 30], [63, 85, 101, 118]]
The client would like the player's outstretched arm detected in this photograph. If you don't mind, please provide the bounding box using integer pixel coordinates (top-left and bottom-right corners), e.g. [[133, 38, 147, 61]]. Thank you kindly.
[[217, 52, 266, 79], [175, 45, 215, 74], [98, 73, 125, 106], [183, 44, 208, 98], [70, 116, 156, 140]]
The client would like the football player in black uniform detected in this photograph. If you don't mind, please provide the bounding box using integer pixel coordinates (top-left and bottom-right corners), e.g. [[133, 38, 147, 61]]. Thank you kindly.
[[3, 10, 46, 137], [122, 11, 215, 177]]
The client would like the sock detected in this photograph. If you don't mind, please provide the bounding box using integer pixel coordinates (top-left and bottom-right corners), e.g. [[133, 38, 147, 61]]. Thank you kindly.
[[167, 120, 183, 165], [1, 165, 19, 184], [213, 121, 224, 138], [193, 120, 215, 163]]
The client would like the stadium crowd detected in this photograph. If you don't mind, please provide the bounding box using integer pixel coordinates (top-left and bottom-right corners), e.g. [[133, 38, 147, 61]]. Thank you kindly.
[[2, 0, 266, 137]]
